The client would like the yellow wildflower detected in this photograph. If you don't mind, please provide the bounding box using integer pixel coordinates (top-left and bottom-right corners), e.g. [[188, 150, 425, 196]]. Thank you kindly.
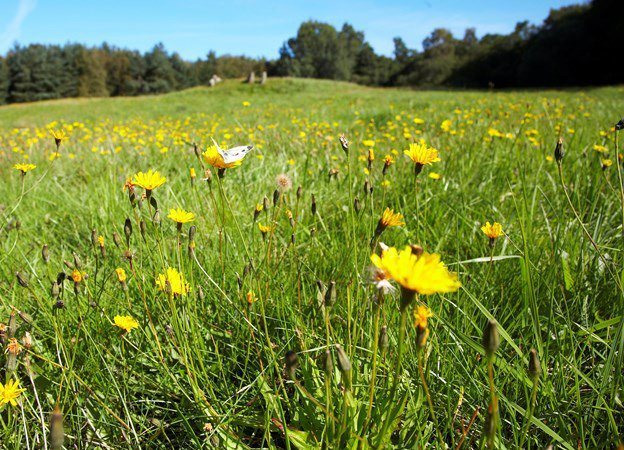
[[414, 305, 434, 328], [156, 267, 190, 296], [404, 141, 441, 173], [14, 163, 36, 174], [0, 379, 26, 407], [133, 170, 166, 191], [481, 222, 504, 239], [370, 246, 461, 296], [203, 145, 242, 169], [115, 268, 127, 283], [167, 208, 195, 224], [113, 315, 139, 333]]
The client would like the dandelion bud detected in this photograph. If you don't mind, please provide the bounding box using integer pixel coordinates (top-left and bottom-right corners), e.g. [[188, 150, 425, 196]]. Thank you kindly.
[[73, 252, 81, 269], [51, 281, 60, 298], [42, 244, 50, 264], [325, 281, 336, 307], [296, 185, 303, 200], [322, 349, 333, 374], [311, 194, 317, 215], [615, 118, 624, 131], [16, 271, 29, 288], [378, 325, 390, 353], [363, 180, 371, 196], [164, 280, 172, 297], [316, 280, 326, 305], [339, 133, 349, 154], [554, 137, 564, 163], [286, 210, 295, 228], [190, 167, 196, 186], [273, 189, 280, 206], [124, 218, 132, 246], [367, 148, 375, 171], [253, 203, 263, 221], [291, 233, 295, 245], [285, 350, 298, 380], [91, 229, 98, 247], [8, 311, 17, 337], [335, 344, 352, 376], [113, 231, 122, 248], [204, 168, 213, 185], [18, 310, 33, 324], [528, 348, 541, 380], [263, 196, 270, 211], [236, 273, 243, 290], [416, 325, 429, 350], [50, 404, 64, 450], [482, 319, 500, 358], [328, 168, 339, 179], [56, 272, 67, 284], [310, 227, 316, 238], [128, 185, 137, 207], [217, 168, 226, 178], [410, 245, 424, 257], [354, 197, 361, 213], [153, 209, 161, 224], [197, 285, 205, 301], [22, 331, 33, 349]]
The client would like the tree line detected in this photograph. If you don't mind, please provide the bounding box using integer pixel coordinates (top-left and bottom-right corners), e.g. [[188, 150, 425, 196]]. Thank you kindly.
[[0, 0, 620, 105]]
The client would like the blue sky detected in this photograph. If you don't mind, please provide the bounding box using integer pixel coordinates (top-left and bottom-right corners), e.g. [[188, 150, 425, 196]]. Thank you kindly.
[[1, 0, 581, 60]]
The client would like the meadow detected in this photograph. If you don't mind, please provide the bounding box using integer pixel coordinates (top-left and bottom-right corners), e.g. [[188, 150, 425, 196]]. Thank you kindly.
[[0, 78, 622, 449]]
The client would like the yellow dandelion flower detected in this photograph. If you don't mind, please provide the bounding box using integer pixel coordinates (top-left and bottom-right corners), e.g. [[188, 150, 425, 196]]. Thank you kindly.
[[593, 145, 608, 153], [113, 315, 139, 333], [362, 139, 375, 147], [203, 145, 242, 169], [0, 379, 26, 407], [602, 159, 613, 169], [428, 172, 441, 180], [49, 129, 68, 147], [370, 246, 461, 296], [246, 291, 256, 306], [404, 141, 441, 173], [97, 236, 104, 247], [481, 222, 504, 239], [167, 208, 195, 224], [377, 208, 405, 231], [13, 163, 36, 174], [115, 268, 127, 283], [71, 269, 86, 283], [156, 267, 190, 296], [133, 170, 167, 191], [414, 305, 434, 328]]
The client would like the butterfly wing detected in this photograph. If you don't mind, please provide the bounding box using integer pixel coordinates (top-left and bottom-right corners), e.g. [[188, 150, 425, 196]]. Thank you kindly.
[[210, 137, 254, 163], [221, 145, 254, 163]]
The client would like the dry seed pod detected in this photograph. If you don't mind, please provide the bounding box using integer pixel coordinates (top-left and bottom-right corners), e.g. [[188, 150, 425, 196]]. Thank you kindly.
[[140, 220, 147, 240], [124, 218, 132, 245], [296, 185, 302, 199], [339, 134, 349, 154], [554, 137, 564, 163], [16, 272, 29, 288], [91, 229, 98, 247], [112, 231, 122, 248], [324, 281, 336, 307], [335, 344, 352, 374], [322, 349, 333, 374], [42, 244, 50, 264]]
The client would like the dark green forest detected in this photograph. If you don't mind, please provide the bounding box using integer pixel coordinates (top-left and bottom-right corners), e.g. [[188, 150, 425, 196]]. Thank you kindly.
[[0, 0, 621, 104]]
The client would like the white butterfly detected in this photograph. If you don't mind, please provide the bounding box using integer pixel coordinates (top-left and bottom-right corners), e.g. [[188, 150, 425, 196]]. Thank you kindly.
[[211, 137, 254, 164]]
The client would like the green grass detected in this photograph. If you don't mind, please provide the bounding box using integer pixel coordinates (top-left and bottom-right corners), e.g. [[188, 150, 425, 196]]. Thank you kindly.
[[0, 78, 622, 449]]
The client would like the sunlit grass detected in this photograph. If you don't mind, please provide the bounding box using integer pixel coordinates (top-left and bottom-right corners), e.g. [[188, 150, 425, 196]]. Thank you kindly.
[[0, 78, 622, 448]]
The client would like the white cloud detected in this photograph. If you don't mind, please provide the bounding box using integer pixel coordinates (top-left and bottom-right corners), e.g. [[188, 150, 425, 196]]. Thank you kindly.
[[0, 0, 36, 53]]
